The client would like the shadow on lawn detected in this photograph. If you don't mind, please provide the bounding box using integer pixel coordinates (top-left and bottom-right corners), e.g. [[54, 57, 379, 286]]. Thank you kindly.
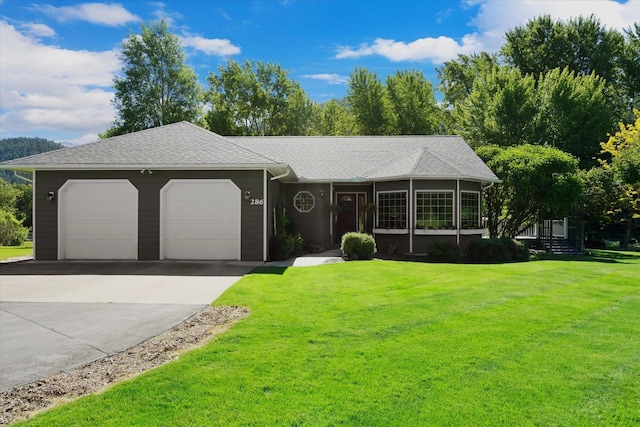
[[533, 250, 640, 264]]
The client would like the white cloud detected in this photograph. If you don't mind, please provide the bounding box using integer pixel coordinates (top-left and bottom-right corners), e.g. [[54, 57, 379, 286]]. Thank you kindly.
[[303, 73, 349, 85], [336, 36, 481, 63], [181, 35, 241, 56], [31, 2, 139, 26], [335, 0, 640, 64], [0, 20, 119, 141], [21, 22, 56, 38], [149, 2, 184, 27]]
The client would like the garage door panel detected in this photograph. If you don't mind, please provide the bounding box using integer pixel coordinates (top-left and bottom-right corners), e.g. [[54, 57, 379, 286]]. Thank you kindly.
[[64, 202, 137, 221], [60, 180, 138, 260], [65, 220, 137, 239], [65, 239, 138, 260], [165, 239, 238, 260], [161, 179, 241, 260], [164, 220, 240, 240]]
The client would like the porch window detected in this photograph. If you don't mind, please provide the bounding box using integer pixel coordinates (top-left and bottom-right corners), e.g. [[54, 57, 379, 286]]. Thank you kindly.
[[460, 191, 480, 229], [294, 191, 315, 213], [415, 191, 454, 229], [376, 191, 407, 229]]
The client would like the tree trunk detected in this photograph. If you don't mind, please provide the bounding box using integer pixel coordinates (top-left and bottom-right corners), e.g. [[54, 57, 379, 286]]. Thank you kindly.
[[621, 212, 632, 250]]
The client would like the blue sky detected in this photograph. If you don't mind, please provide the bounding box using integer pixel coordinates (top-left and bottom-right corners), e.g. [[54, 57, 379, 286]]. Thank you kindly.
[[1, 0, 639, 145]]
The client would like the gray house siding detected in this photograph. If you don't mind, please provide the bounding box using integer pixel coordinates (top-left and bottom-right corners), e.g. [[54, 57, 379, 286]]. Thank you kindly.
[[34, 169, 265, 261], [283, 183, 332, 250]]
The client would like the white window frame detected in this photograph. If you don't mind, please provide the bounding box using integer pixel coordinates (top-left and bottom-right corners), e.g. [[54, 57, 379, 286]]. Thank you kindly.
[[415, 190, 455, 230], [294, 191, 315, 213], [460, 191, 481, 229], [375, 190, 408, 231]]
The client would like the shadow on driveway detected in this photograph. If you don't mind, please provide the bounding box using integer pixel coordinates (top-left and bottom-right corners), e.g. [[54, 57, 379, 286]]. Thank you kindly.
[[0, 260, 263, 276]]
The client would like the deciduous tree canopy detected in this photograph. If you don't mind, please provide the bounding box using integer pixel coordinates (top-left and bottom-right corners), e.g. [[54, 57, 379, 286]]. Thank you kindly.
[[105, 20, 203, 138]]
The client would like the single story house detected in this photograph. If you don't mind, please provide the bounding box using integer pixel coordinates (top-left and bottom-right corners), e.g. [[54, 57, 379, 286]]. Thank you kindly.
[[1, 121, 499, 261]]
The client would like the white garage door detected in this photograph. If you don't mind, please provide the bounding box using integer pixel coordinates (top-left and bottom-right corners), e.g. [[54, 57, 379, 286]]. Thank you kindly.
[[59, 180, 138, 260], [161, 179, 241, 260]]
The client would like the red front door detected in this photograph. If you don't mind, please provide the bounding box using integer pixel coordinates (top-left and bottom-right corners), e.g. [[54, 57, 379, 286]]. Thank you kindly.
[[335, 193, 367, 243]]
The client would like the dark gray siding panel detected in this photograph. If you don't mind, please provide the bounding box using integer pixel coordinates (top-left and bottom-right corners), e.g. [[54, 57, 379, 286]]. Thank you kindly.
[[413, 180, 456, 191], [374, 234, 410, 254], [34, 170, 265, 261], [283, 183, 332, 250]]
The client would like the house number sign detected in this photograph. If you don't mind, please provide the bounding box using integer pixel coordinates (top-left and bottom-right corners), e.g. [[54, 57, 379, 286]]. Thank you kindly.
[[250, 199, 264, 205]]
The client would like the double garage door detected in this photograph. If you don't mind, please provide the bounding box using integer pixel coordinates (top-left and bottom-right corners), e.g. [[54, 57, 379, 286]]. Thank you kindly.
[[58, 179, 241, 260]]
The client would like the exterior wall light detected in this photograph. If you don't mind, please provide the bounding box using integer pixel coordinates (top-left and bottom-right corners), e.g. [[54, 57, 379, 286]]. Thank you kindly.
[[47, 191, 55, 202], [319, 189, 325, 197], [244, 191, 251, 200]]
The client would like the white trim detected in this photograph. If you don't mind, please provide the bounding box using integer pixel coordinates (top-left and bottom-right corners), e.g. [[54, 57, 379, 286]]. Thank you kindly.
[[414, 229, 457, 236], [457, 180, 460, 245], [375, 189, 409, 231], [409, 179, 413, 253], [414, 189, 455, 231], [329, 182, 334, 242], [460, 228, 487, 235], [159, 179, 241, 260], [263, 169, 268, 262], [373, 228, 409, 235], [293, 190, 315, 213], [460, 190, 481, 230], [32, 171, 36, 260]]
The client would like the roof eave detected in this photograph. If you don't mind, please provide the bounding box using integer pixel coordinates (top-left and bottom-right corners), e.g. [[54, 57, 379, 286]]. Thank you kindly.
[[0, 163, 290, 172]]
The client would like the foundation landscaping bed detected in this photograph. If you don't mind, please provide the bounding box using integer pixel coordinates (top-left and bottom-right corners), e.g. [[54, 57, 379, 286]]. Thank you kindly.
[[6, 250, 640, 426]]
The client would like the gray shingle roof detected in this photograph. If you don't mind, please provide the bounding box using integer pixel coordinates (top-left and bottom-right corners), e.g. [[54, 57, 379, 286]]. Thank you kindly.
[[1, 121, 282, 169], [1, 122, 498, 183], [230, 135, 499, 182]]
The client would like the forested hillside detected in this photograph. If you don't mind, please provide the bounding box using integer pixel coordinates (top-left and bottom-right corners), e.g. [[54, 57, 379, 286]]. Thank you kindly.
[[0, 137, 65, 183]]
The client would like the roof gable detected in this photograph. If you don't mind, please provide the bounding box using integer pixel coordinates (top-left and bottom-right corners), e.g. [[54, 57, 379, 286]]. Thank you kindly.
[[1, 123, 498, 183], [232, 135, 499, 182], [1, 122, 281, 169]]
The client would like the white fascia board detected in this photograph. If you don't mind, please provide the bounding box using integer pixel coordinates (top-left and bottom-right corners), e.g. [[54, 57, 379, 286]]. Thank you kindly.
[[367, 174, 501, 184], [1, 163, 290, 172]]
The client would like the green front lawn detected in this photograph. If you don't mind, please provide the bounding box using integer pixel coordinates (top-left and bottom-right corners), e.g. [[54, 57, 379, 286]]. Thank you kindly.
[[21, 253, 640, 426], [0, 241, 32, 260]]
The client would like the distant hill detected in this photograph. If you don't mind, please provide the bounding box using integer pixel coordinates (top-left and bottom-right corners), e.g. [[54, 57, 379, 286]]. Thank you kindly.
[[0, 137, 66, 183]]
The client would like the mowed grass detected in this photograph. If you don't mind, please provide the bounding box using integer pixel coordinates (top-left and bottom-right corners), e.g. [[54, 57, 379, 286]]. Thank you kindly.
[[0, 241, 32, 260], [20, 253, 640, 426]]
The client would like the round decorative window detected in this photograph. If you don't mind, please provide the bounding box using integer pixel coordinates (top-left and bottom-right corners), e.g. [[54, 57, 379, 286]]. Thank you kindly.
[[294, 191, 315, 213]]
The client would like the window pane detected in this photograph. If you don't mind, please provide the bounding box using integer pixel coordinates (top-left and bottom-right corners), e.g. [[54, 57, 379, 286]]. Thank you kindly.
[[415, 191, 454, 229], [376, 192, 407, 229], [294, 191, 315, 213], [461, 191, 480, 228]]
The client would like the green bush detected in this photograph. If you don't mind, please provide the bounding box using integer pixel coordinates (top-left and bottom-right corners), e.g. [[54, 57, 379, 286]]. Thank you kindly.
[[270, 231, 304, 261], [500, 237, 530, 262], [426, 239, 462, 263], [465, 237, 529, 263], [341, 232, 376, 260], [0, 209, 29, 246]]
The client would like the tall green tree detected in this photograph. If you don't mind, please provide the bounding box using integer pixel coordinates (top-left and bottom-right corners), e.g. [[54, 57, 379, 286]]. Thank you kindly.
[[477, 145, 583, 238], [346, 67, 394, 135], [386, 70, 440, 134], [502, 15, 624, 84], [436, 52, 499, 109], [535, 68, 612, 168], [317, 99, 355, 136], [454, 66, 537, 148], [599, 110, 640, 249], [105, 20, 203, 137], [621, 23, 640, 115], [206, 59, 307, 136]]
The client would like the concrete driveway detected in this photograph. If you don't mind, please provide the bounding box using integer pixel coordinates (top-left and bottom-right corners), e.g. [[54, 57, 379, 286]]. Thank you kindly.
[[0, 260, 260, 392]]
